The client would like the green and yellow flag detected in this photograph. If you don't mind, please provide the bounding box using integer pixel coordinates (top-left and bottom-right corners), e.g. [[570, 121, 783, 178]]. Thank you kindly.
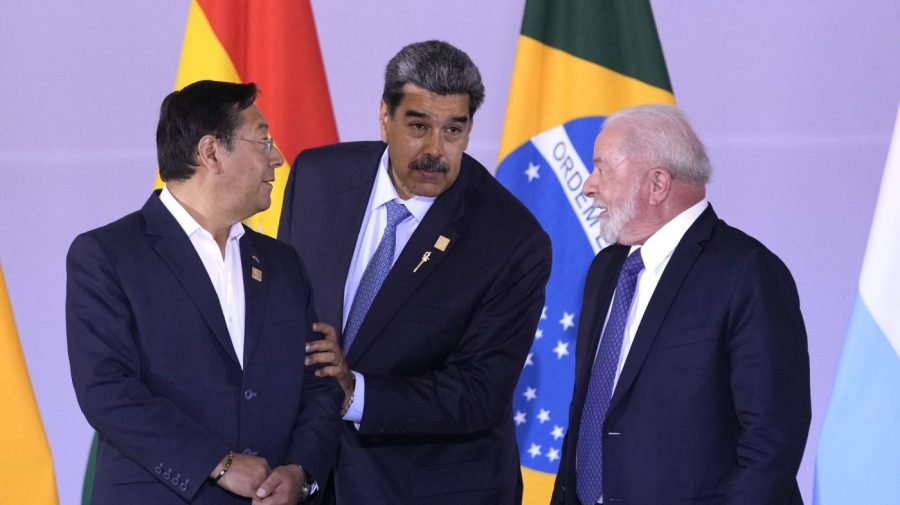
[[0, 262, 58, 503], [495, 2, 674, 503]]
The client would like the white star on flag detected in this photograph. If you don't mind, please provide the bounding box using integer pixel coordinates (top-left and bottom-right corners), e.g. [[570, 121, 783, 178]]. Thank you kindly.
[[551, 425, 565, 440], [559, 311, 575, 331], [525, 162, 541, 182], [514, 411, 527, 426], [535, 328, 544, 339], [528, 443, 542, 458], [524, 353, 534, 367], [523, 386, 537, 401], [541, 306, 548, 320], [546, 447, 560, 462], [553, 340, 569, 359], [538, 408, 551, 423]]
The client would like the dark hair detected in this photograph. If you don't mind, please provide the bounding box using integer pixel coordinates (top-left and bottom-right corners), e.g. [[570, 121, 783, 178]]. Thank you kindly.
[[382, 40, 485, 119], [156, 80, 258, 181]]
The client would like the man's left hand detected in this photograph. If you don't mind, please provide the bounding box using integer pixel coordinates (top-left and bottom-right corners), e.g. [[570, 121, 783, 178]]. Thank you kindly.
[[251, 464, 304, 505]]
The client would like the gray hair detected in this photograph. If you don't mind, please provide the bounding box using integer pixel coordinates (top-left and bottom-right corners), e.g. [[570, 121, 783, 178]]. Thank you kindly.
[[382, 40, 485, 118], [603, 104, 711, 184]]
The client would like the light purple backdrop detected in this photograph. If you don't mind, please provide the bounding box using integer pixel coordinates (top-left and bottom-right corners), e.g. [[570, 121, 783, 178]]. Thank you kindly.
[[1, 1, 898, 503]]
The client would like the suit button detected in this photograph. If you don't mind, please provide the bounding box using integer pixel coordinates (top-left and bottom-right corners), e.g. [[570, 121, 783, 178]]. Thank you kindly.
[[243, 388, 257, 400]]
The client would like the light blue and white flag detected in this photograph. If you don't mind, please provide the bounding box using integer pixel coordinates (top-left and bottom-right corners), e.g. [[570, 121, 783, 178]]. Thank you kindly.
[[814, 103, 900, 504]]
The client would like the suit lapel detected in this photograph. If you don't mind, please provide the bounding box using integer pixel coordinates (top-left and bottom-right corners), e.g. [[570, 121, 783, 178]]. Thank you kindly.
[[142, 192, 241, 368], [608, 206, 717, 410], [344, 160, 469, 363], [240, 231, 266, 365], [574, 246, 628, 400]]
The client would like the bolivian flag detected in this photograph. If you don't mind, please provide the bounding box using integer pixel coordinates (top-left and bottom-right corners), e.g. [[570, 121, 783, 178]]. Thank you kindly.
[[495, 1, 674, 503], [0, 262, 57, 504], [155, 0, 338, 238]]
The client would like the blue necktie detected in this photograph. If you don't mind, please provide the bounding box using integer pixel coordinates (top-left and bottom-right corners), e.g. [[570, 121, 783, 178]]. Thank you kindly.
[[576, 248, 644, 505], [343, 199, 411, 351]]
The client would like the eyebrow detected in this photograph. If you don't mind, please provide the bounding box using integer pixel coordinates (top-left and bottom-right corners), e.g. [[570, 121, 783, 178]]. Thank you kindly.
[[404, 109, 469, 124]]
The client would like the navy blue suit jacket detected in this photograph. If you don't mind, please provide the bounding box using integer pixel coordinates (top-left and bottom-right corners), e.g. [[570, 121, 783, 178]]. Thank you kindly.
[[278, 142, 552, 504], [67, 192, 342, 504], [551, 205, 810, 505]]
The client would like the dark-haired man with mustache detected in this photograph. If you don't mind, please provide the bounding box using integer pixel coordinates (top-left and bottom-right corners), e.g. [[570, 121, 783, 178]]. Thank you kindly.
[[278, 40, 551, 504]]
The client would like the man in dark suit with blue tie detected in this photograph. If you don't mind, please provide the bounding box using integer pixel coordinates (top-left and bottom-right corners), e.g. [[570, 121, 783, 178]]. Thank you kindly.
[[551, 105, 811, 505], [67, 80, 341, 504], [278, 40, 552, 504]]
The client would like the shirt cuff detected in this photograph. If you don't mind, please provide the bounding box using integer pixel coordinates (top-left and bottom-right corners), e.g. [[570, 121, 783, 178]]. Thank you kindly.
[[342, 371, 365, 425]]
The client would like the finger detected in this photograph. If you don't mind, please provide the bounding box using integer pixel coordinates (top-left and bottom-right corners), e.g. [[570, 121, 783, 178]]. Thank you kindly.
[[305, 339, 338, 354], [313, 322, 338, 342], [306, 351, 339, 367], [255, 471, 282, 499]]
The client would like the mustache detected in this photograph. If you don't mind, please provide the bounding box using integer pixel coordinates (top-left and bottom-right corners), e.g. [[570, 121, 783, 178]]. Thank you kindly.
[[409, 155, 449, 173]]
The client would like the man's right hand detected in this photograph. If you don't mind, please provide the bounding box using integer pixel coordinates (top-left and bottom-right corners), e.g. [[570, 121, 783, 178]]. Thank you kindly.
[[211, 453, 271, 498]]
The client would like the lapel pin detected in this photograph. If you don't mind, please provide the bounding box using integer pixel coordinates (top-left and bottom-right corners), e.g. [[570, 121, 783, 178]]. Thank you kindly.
[[251, 267, 263, 282], [413, 251, 431, 273], [434, 235, 450, 252]]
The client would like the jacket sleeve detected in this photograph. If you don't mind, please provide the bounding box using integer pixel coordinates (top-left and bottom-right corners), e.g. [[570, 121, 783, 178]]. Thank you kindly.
[[724, 248, 811, 504], [66, 232, 226, 501]]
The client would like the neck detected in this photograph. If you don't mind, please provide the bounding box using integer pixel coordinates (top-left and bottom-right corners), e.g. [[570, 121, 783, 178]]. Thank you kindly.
[[167, 182, 235, 255]]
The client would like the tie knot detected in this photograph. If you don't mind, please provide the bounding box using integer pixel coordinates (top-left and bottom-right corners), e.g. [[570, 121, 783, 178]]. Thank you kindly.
[[623, 248, 644, 276], [385, 199, 411, 229]]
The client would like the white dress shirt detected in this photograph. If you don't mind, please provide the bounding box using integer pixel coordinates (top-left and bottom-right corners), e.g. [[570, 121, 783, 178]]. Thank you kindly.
[[602, 199, 709, 390], [341, 148, 435, 422], [159, 186, 247, 368]]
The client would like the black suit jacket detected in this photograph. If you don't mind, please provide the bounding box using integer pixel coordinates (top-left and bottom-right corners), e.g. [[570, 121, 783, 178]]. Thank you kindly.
[[552, 205, 810, 505], [279, 141, 552, 504], [67, 192, 342, 504]]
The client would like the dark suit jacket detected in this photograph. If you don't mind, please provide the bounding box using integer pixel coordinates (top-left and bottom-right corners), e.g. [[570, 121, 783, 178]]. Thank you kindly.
[[66, 192, 342, 504], [551, 205, 810, 505], [278, 141, 552, 504]]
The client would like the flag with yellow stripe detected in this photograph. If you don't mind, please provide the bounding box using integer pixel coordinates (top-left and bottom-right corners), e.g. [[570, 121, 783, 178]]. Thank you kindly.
[[0, 262, 58, 504], [155, 0, 338, 237], [495, 1, 674, 503]]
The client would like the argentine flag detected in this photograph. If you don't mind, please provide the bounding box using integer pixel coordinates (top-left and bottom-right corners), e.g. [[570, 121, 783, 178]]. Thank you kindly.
[[496, 1, 674, 503], [814, 103, 900, 504]]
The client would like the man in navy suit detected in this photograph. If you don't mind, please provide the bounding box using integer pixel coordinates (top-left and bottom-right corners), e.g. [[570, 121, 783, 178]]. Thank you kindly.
[[67, 80, 341, 504], [550, 104, 811, 504], [278, 41, 552, 504]]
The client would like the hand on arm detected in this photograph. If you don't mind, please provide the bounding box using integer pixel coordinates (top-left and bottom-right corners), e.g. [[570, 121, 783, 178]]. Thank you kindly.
[[305, 322, 355, 400]]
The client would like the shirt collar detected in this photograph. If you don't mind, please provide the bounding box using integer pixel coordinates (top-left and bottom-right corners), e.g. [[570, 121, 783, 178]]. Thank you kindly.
[[632, 198, 708, 275], [373, 147, 435, 222], [159, 185, 245, 242]]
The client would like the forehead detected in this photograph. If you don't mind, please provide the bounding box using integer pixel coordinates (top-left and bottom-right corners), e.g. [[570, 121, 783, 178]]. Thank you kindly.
[[237, 104, 268, 131], [393, 84, 470, 121]]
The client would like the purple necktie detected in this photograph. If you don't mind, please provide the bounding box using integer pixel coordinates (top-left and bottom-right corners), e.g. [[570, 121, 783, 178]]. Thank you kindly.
[[576, 248, 644, 505], [343, 199, 410, 351]]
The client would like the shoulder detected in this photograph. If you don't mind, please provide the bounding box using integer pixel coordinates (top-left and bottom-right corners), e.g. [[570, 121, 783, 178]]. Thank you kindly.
[[459, 153, 548, 243], [68, 209, 145, 256], [295, 141, 385, 166]]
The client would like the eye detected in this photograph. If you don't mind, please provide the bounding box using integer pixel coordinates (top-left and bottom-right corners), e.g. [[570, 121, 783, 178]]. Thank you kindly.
[[409, 122, 426, 130]]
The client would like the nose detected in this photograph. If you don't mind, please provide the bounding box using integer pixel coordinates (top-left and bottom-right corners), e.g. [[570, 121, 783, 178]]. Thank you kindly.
[[424, 130, 444, 158], [583, 168, 599, 197], [270, 143, 285, 167]]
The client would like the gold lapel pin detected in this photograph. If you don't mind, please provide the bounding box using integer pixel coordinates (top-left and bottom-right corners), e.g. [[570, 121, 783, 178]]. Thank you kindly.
[[434, 235, 450, 252], [251, 267, 263, 282]]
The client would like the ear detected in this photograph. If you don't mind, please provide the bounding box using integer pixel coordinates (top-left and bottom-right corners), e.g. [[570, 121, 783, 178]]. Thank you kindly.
[[647, 168, 672, 205], [195, 134, 223, 174], [378, 100, 390, 143]]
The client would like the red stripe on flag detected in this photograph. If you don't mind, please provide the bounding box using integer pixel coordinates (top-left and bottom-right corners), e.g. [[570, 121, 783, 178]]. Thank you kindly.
[[197, 0, 338, 163]]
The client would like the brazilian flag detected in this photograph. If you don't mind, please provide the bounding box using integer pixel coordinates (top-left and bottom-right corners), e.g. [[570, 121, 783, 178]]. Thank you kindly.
[[496, 1, 674, 503]]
